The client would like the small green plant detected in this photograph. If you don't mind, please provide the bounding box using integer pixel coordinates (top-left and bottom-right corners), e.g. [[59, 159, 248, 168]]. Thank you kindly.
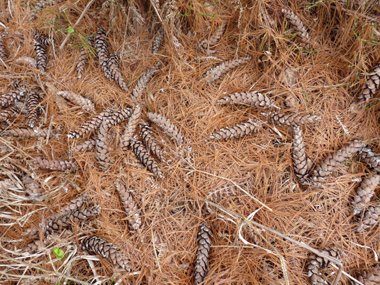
[[53, 247, 65, 259]]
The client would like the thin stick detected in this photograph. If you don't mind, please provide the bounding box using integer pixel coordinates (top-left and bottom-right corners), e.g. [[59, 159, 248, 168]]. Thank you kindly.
[[59, 0, 96, 50], [150, 0, 163, 24], [204, 199, 343, 285]]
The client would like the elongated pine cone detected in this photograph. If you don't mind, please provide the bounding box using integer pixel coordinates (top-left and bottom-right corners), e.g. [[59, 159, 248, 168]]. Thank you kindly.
[[26, 87, 44, 128], [147, 112, 183, 144], [205, 56, 251, 84], [357, 266, 380, 285], [217, 90, 275, 109], [24, 240, 44, 254], [0, 37, 6, 61], [282, 9, 310, 43], [357, 62, 380, 103], [199, 21, 226, 54], [32, 158, 77, 171], [57, 91, 95, 112], [312, 141, 366, 183], [209, 118, 262, 140], [68, 109, 112, 139], [49, 194, 88, 223], [32, 29, 51, 46], [194, 223, 212, 285], [353, 175, 380, 215], [152, 27, 164, 54], [77, 47, 88, 79], [292, 125, 309, 184], [140, 122, 164, 161], [307, 248, 340, 285], [72, 139, 96, 153], [81, 235, 131, 271], [34, 41, 47, 72], [114, 180, 142, 233], [96, 119, 112, 171], [45, 206, 101, 235], [0, 106, 19, 121], [131, 137, 162, 177], [95, 28, 112, 80], [359, 148, 380, 173], [0, 86, 27, 107], [24, 176, 42, 200], [263, 112, 321, 126], [106, 107, 133, 127], [30, 0, 65, 22], [108, 53, 129, 92], [0, 128, 55, 138], [131, 62, 161, 101], [357, 205, 380, 232], [121, 105, 142, 150]]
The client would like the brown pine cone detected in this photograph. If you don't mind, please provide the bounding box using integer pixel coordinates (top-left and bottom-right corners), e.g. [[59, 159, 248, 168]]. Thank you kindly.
[[49, 194, 88, 223], [120, 105, 142, 150], [152, 27, 164, 54], [0, 86, 27, 107], [263, 111, 321, 126], [96, 119, 112, 172], [217, 90, 275, 109], [147, 112, 183, 144], [72, 139, 96, 153], [24, 176, 43, 200], [24, 240, 45, 254], [312, 141, 366, 183], [77, 47, 88, 79], [32, 158, 77, 171], [45, 206, 101, 235], [29, 0, 65, 22], [199, 21, 226, 54], [114, 180, 142, 233], [359, 148, 380, 173], [282, 9, 310, 43], [34, 41, 47, 72], [108, 53, 129, 92], [205, 56, 251, 84], [81, 235, 131, 271], [26, 87, 44, 128], [357, 205, 380, 232], [32, 29, 52, 46], [358, 266, 380, 285], [131, 62, 161, 101], [292, 125, 310, 184], [0, 127, 55, 138], [357, 62, 380, 103], [209, 118, 262, 140], [353, 175, 380, 215], [0, 37, 6, 61], [131, 136, 163, 178], [0, 106, 19, 121], [140, 122, 164, 161], [68, 109, 112, 139], [57, 91, 95, 112], [95, 28, 112, 81], [194, 223, 212, 285], [307, 248, 340, 285], [107, 107, 133, 127]]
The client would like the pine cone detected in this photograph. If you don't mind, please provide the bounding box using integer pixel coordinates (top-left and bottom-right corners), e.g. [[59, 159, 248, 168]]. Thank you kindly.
[[108, 53, 129, 92], [15, 56, 37, 68], [107, 107, 133, 127], [131, 62, 161, 101], [72, 139, 96, 153], [312, 141, 366, 183], [68, 109, 112, 139], [0, 128, 55, 138], [194, 223, 212, 285], [120, 105, 142, 150], [114, 180, 142, 233], [81, 235, 131, 271], [96, 119, 112, 171], [0, 37, 7, 61], [199, 21, 226, 54], [32, 29, 52, 46], [24, 176, 42, 200], [152, 27, 164, 54], [209, 118, 262, 140], [29, 0, 65, 22], [0, 86, 27, 107], [307, 248, 340, 285], [282, 9, 310, 43], [131, 137, 162, 177], [32, 158, 77, 171], [292, 125, 309, 184], [217, 90, 275, 109], [26, 87, 44, 128], [353, 175, 380, 215], [205, 56, 251, 84], [263, 112, 321, 126], [95, 28, 112, 81], [357, 205, 380, 232], [49, 194, 88, 223], [147, 112, 183, 144], [34, 41, 47, 72], [359, 148, 380, 173], [140, 122, 164, 161], [77, 47, 88, 79], [45, 206, 101, 235], [357, 266, 380, 285], [0, 106, 19, 121], [57, 91, 95, 112], [357, 62, 380, 103], [24, 240, 44, 254]]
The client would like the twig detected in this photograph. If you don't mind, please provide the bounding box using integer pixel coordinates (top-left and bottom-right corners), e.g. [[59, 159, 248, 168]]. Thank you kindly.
[[59, 0, 96, 50]]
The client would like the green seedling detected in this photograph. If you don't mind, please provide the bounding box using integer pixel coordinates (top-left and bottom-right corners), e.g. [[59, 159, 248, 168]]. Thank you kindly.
[[53, 247, 65, 259]]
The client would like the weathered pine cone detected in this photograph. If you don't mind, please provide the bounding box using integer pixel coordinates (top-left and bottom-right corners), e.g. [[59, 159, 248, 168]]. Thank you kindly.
[[282, 9, 310, 43], [120, 105, 142, 151], [34, 40, 47, 72], [57, 91, 95, 112], [147, 112, 183, 144], [77, 47, 88, 79], [108, 53, 129, 92], [140, 122, 164, 161], [205, 56, 251, 84], [353, 175, 380, 215], [357, 205, 380, 232], [0, 106, 19, 121], [131, 62, 161, 101], [209, 119, 262, 140], [0, 36, 7, 61], [32, 158, 77, 171], [72, 139, 96, 153], [96, 119, 112, 172], [26, 87, 44, 128], [0, 128, 55, 138], [307, 247, 340, 285], [199, 21, 226, 54], [0, 86, 27, 107], [263, 111, 321, 126], [357, 62, 380, 103], [357, 266, 380, 285], [217, 90, 275, 109], [194, 223, 212, 285], [292, 125, 309, 184], [359, 148, 380, 173], [95, 27, 112, 80], [152, 27, 164, 54]]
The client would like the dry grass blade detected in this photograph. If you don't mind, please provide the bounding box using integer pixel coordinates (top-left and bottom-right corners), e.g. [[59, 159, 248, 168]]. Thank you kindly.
[[262, 111, 321, 126], [209, 118, 262, 140], [199, 21, 226, 54], [108, 52, 129, 92], [152, 27, 164, 54], [147, 112, 183, 144], [26, 87, 44, 128], [77, 47, 88, 79], [57, 91, 95, 112], [194, 223, 212, 285], [96, 119, 112, 172], [140, 122, 164, 161], [205, 56, 251, 84], [0, 36, 7, 61], [72, 139, 96, 153], [282, 9, 310, 44], [131, 62, 161, 101], [32, 158, 77, 171], [353, 175, 380, 215], [68, 109, 112, 139], [0, 127, 55, 138], [217, 90, 275, 109], [292, 125, 309, 184], [359, 148, 380, 173], [34, 41, 47, 72], [120, 105, 142, 150], [131, 136, 162, 178]]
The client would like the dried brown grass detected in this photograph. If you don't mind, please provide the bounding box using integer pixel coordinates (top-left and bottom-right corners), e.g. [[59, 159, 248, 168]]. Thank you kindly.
[[1, 0, 380, 284]]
